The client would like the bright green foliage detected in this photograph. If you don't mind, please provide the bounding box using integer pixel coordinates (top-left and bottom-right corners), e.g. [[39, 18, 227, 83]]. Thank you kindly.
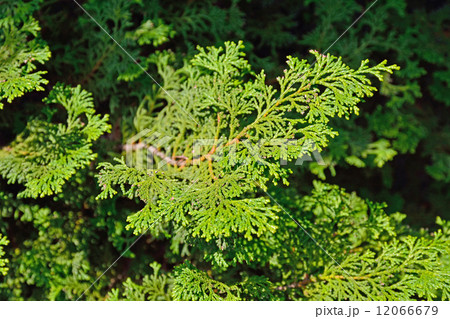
[[0, 234, 8, 276], [170, 263, 273, 301], [0, 14, 51, 109], [171, 262, 241, 301], [108, 262, 172, 301], [98, 42, 397, 243], [0, 84, 110, 198], [108, 261, 244, 301], [309, 236, 450, 301]]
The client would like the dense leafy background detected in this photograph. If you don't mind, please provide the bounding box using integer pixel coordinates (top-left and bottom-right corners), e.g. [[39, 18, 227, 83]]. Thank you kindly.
[[0, 0, 449, 300]]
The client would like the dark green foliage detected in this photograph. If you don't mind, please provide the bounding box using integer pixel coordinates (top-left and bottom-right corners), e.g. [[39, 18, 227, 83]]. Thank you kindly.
[[296, 0, 450, 222], [0, 0, 449, 301], [305, 0, 449, 163]]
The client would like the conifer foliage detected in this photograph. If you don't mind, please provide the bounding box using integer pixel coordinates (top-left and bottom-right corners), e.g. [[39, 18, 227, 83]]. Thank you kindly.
[[0, 0, 449, 301], [98, 41, 398, 245], [0, 234, 8, 276], [0, 12, 51, 109], [0, 84, 110, 198]]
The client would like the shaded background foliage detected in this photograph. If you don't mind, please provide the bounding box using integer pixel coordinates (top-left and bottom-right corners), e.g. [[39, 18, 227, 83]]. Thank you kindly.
[[0, 0, 449, 300]]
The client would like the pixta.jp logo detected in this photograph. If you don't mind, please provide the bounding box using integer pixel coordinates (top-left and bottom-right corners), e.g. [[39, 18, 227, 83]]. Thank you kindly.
[[124, 129, 325, 169]]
